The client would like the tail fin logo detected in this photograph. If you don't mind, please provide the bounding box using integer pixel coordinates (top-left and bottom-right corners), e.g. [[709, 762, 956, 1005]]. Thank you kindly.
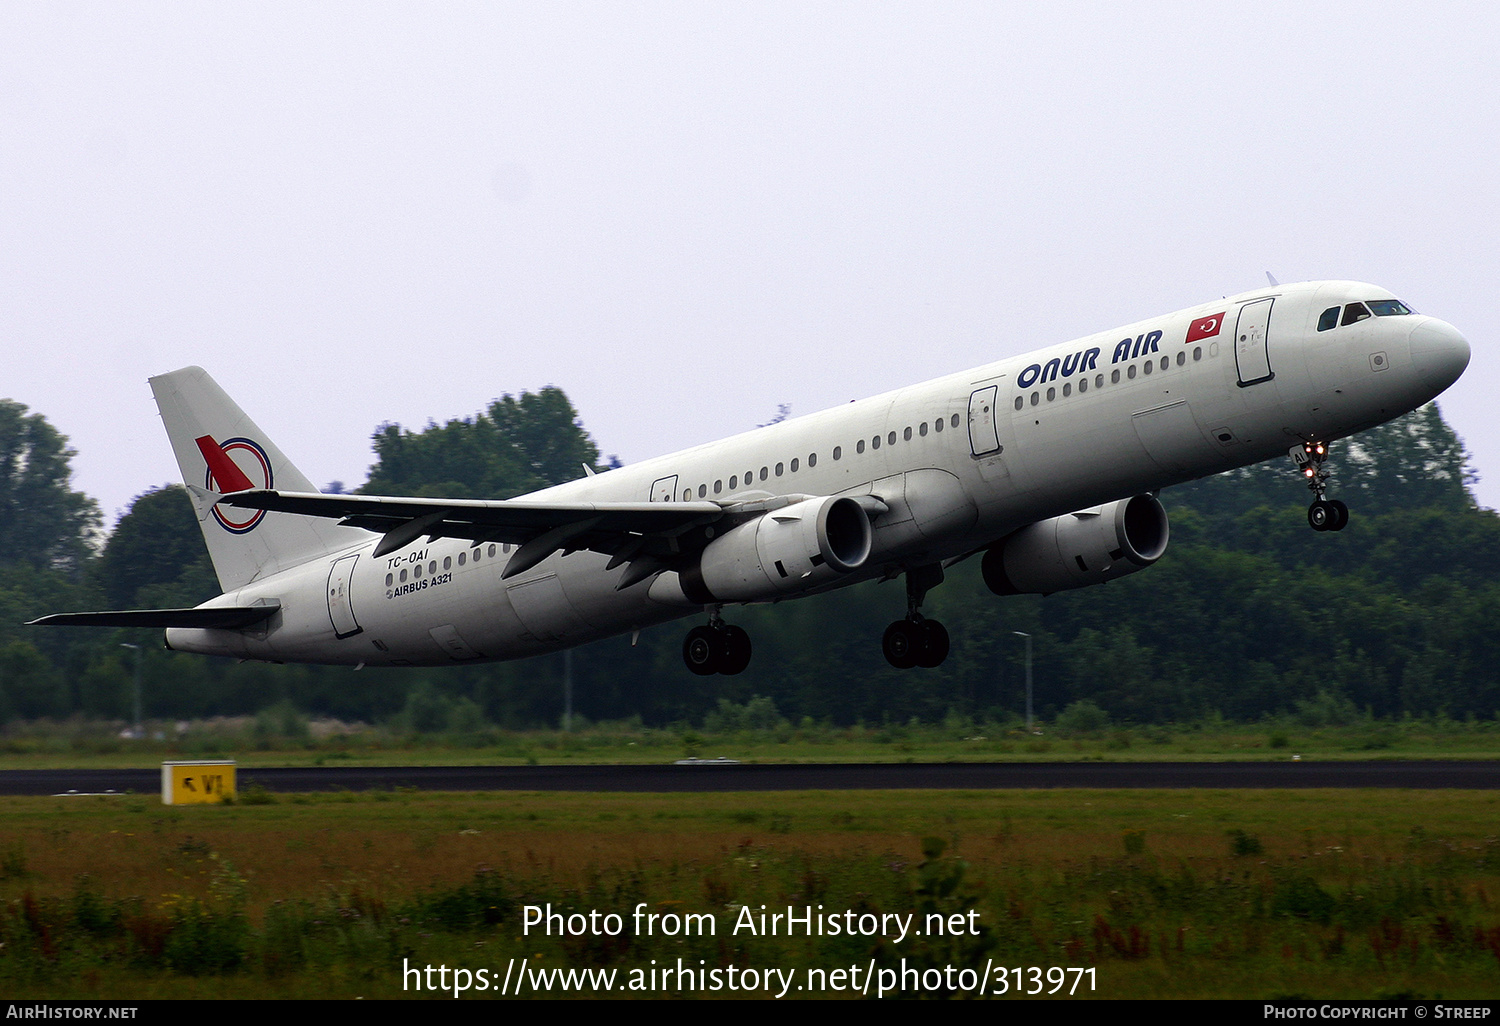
[[200, 436, 274, 533]]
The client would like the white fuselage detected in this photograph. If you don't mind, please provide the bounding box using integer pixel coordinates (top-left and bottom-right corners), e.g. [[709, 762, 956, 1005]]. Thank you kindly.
[[167, 280, 1470, 666]]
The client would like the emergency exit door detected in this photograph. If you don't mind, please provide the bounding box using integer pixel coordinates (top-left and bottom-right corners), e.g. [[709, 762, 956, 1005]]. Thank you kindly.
[[968, 386, 1002, 456]]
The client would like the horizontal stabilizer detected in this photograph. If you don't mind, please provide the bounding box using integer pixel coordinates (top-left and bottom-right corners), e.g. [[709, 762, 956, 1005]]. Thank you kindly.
[[28, 604, 280, 630]]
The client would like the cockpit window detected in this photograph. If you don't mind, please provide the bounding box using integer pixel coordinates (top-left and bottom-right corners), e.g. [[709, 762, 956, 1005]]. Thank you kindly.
[[1368, 299, 1414, 317], [1341, 302, 1372, 327], [1317, 306, 1339, 331]]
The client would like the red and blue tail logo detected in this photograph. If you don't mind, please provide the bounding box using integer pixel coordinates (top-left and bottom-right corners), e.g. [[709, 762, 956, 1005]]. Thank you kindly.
[[196, 435, 273, 534]]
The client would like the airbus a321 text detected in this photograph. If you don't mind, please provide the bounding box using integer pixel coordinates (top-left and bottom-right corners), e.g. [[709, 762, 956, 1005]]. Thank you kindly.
[[33, 281, 1470, 675]]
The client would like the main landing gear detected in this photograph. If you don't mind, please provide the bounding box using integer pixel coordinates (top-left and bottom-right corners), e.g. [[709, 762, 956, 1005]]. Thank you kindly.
[[678, 564, 955, 676], [1290, 441, 1349, 532], [682, 611, 751, 676], [882, 564, 950, 670]]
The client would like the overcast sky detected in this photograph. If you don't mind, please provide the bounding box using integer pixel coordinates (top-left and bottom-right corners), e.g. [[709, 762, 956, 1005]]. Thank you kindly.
[[3, 2, 1495, 527]]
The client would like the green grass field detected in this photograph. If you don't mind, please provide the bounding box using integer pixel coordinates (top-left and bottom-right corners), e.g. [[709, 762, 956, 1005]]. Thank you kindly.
[[2, 787, 1498, 999], [4, 714, 1500, 769]]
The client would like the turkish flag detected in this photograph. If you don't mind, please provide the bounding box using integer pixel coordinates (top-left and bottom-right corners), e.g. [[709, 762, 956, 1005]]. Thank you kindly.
[[1186, 312, 1225, 343]]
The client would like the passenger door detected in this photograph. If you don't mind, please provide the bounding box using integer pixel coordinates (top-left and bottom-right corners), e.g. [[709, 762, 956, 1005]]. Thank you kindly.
[[326, 553, 362, 639], [1234, 298, 1275, 387]]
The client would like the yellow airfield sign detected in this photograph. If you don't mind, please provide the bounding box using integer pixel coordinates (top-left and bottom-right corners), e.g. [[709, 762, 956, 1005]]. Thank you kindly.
[[161, 761, 236, 804]]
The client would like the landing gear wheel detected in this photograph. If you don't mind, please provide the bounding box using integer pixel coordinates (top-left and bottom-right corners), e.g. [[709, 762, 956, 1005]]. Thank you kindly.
[[719, 625, 752, 676], [1328, 499, 1349, 532], [1292, 442, 1349, 533], [882, 620, 920, 670], [1308, 500, 1335, 532], [884, 618, 950, 669], [683, 625, 720, 676], [915, 619, 950, 669], [682, 622, 753, 676]]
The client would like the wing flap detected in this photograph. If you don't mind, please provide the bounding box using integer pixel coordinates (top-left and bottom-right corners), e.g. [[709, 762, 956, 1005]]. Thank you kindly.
[[220, 490, 725, 573]]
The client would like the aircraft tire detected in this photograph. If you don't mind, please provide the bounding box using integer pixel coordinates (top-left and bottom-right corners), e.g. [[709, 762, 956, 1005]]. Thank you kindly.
[[1308, 501, 1333, 532], [882, 620, 920, 670], [915, 619, 950, 669], [719, 625, 752, 676], [683, 626, 720, 676], [1329, 500, 1349, 532]]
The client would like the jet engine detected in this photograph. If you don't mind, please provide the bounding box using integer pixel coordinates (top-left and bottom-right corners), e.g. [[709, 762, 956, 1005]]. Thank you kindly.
[[677, 495, 873, 603], [982, 494, 1169, 596]]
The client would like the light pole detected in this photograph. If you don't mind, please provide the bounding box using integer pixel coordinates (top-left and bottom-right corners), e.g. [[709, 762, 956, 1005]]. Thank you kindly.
[[119, 643, 142, 739], [1011, 631, 1033, 733], [562, 647, 573, 732]]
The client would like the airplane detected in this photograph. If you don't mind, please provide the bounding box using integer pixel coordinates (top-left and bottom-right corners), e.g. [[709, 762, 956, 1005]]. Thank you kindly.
[[32, 280, 1470, 676]]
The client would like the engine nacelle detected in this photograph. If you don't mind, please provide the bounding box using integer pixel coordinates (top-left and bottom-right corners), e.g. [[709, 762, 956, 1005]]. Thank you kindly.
[[679, 495, 873, 603], [982, 494, 1169, 596]]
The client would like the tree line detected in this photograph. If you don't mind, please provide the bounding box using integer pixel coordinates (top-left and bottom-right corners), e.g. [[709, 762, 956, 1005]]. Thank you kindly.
[[1, 388, 1495, 729]]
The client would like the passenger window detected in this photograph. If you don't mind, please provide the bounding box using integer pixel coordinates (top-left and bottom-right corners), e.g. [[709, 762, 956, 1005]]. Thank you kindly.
[[443, 556, 451, 570], [414, 564, 422, 579], [1161, 357, 1169, 371], [1095, 373, 1104, 388], [833, 446, 842, 460], [919, 422, 928, 436], [1128, 365, 1137, 379], [1193, 347, 1202, 361], [489, 544, 497, 558], [775, 462, 784, 476], [729, 475, 737, 489], [1143, 361, 1153, 376], [903, 427, 912, 441], [1318, 306, 1340, 331], [808, 452, 817, 467], [458, 552, 466, 566], [934, 418, 943, 433], [951, 414, 960, 428], [400, 569, 408, 582], [385, 573, 393, 586], [683, 489, 691, 501], [872, 436, 881, 450], [1030, 392, 1039, 406], [429, 561, 437, 575], [1079, 377, 1088, 393], [714, 480, 722, 494], [857, 440, 865, 454], [1342, 302, 1372, 326], [1176, 352, 1185, 366], [1062, 382, 1071, 397], [888, 431, 897, 445], [1111, 370, 1120, 384], [1014, 396, 1024, 411], [1046, 386, 1056, 401], [760, 467, 769, 481], [790, 458, 799, 472]]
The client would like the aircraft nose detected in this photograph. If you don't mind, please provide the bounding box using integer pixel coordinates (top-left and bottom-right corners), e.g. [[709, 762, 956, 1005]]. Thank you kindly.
[[1408, 318, 1470, 394]]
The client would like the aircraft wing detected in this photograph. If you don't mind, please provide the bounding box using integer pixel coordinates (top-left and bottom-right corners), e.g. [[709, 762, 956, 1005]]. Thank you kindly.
[[218, 489, 726, 579]]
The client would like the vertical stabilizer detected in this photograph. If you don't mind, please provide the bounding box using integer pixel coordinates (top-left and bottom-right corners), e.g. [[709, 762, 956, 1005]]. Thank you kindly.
[[150, 367, 367, 590]]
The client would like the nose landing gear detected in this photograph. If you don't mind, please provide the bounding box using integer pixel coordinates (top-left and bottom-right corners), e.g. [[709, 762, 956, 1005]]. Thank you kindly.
[[1290, 441, 1349, 532], [882, 564, 950, 669]]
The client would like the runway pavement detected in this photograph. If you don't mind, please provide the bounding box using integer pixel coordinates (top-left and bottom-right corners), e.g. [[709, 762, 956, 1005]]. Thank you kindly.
[[3, 760, 1499, 796]]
